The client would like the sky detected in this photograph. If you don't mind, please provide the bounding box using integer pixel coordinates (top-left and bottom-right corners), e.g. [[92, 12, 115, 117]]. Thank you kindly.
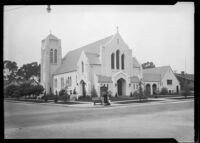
[[4, 3, 194, 74]]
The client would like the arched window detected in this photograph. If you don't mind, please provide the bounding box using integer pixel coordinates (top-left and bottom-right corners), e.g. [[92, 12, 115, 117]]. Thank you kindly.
[[61, 77, 64, 88], [66, 78, 68, 86], [50, 49, 53, 63], [82, 61, 84, 73], [68, 77, 70, 86], [54, 49, 57, 63], [69, 77, 71, 86], [116, 50, 120, 69], [121, 54, 125, 69], [111, 53, 115, 69]]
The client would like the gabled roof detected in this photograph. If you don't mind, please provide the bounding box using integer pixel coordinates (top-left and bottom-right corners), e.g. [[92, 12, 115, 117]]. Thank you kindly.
[[85, 52, 101, 65], [97, 75, 113, 83], [133, 57, 140, 68], [54, 35, 113, 75], [143, 73, 161, 82], [130, 76, 140, 83], [143, 66, 170, 79]]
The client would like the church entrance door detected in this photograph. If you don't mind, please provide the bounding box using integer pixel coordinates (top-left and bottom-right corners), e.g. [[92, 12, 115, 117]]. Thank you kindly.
[[117, 78, 126, 96], [80, 80, 86, 97]]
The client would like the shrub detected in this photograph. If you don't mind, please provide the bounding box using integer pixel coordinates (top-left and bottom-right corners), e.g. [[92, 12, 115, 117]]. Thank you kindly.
[[54, 96, 58, 103], [91, 86, 98, 97], [73, 88, 77, 94], [182, 82, 191, 98], [12, 88, 21, 98], [32, 85, 44, 96], [188, 83, 194, 91], [59, 89, 69, 102], [133, 91, 140, 98], [144, 90, 150, 97], [108, 90, 112, 97], [44, 95, 48, 102], [4, 84, 20, 98], [78, 95, 92, 101], [59, 89, 66, 96], [160, 87, 168, 95], [18, 82, 31, 97], [138, 81, 148, 101]]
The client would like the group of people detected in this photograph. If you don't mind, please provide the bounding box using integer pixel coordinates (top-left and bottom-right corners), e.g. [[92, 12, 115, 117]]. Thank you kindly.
[[102, 91, 111, 106]]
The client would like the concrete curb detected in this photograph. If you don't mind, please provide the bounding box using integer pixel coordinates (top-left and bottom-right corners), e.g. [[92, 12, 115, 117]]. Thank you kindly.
[[4, 96, 194, 108]]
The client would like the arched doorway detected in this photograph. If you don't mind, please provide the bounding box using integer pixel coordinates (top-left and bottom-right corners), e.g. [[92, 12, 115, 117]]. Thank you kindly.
[[117, 78, 126, 96], [152, 84, 157, 95], [146, 84, 151, 95], [80, 80, 86, 97]]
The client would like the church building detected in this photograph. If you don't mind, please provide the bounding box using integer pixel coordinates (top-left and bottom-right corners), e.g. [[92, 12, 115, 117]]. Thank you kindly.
[[40, 29, 180, 97]]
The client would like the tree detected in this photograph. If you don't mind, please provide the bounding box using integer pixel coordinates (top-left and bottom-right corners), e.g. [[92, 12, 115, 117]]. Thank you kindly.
[[32, 84, 44, 96], [17, 62, 40, 81], [142, 61, 155, 69], [59, 89, 69, 103], [73, 88, 77, 94], [160, 87, 168, 95], [4, 84, 19, 98], [182, 82, 191, 98], [4, 60, 18, 81], [138, 80, 147, 101], [18, 82, 32, 98]]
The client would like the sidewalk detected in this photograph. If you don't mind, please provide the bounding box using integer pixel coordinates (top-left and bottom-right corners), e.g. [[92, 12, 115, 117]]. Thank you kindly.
[[4, 95, 194, 108]]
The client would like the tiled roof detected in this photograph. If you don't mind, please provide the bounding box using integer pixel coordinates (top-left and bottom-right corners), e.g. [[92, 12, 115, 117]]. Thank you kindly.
[[133, 57, 140, 68], [85, 52, 101, 65], [54, 35, 113, 75], [97, 75, 113, 83], [143, 73, 161, 82], [143, 66, 170, 79], [130, 76, 140, 83]]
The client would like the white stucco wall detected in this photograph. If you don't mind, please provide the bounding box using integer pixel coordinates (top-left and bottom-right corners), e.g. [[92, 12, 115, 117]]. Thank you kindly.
[[41, 38, 62, 94], [76, 51, 92, 96], [53, 71, 78, 95], [161, 68, 180, 94], [101, 33, 133, 77], [97, 33, 142, 96]]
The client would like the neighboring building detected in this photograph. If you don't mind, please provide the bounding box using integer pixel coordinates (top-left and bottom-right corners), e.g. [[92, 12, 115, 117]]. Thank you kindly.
[[175, 72, 194, 91], [142, 66, 181, 95], [41, 29, 143, 97]]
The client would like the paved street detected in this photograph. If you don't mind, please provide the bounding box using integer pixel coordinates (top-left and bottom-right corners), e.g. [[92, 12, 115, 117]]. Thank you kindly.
[[4, 99, 194, 142]]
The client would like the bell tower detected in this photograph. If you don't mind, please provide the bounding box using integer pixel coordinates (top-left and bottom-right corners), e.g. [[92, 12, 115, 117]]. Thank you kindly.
[[40, 33, 62, 94]]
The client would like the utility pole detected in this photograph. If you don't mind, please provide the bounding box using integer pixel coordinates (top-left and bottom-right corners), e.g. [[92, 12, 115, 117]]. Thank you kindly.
[[185, 57, 186, 74]]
